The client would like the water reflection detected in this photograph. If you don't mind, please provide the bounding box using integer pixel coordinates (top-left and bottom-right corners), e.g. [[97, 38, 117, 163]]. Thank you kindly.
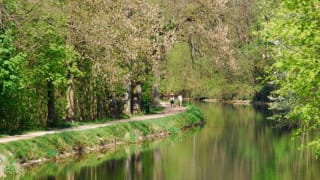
[[22, 103, 320, 180]]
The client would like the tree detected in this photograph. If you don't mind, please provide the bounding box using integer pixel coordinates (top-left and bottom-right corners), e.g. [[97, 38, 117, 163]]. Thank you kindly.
[[263, 0, 320, 146], [0, 26, 27, 132], [158, 0, 262, 99], [12, 0, 80, 126]]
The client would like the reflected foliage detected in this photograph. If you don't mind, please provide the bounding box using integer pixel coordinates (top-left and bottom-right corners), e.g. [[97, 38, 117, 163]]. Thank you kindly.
[[23, 104, 320, 180]]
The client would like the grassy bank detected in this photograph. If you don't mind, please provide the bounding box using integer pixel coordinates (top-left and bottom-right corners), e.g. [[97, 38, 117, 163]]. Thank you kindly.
[[22, 127, 202, 179], [0, 106, 204, 178]]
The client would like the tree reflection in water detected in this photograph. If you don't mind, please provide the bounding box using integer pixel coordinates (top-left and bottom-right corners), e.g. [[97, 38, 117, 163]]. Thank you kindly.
[[23, 103, 320, 180]]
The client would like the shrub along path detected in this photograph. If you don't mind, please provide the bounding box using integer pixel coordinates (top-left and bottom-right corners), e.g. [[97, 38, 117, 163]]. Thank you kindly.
[[0, 103, 186, 144]]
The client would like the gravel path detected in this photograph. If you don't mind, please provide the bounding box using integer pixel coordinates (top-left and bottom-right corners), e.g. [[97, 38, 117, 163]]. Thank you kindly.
[[0, 103, 186, 144]]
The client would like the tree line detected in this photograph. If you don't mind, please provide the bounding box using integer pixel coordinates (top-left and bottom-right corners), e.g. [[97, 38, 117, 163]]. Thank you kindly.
[[0, 0, 177, 132], [2, 0, 298, 134]]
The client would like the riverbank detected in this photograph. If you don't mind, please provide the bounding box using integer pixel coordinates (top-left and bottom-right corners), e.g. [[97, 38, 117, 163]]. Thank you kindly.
[[22, 127, 201, 179], [0, 106, 204, 178], [201, 99, 272, 106], [0, 104, 185, 144]]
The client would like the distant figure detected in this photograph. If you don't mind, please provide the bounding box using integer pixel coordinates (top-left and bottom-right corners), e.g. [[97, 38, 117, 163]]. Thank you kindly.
[[170, 93, 175, 108], [178, 93, 183, 108]]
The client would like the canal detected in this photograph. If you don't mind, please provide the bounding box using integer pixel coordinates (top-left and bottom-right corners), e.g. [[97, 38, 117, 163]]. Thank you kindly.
[[22, 103, 320, 180]]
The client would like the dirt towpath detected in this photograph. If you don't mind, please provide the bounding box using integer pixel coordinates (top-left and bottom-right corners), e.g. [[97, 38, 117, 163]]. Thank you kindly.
[[0, 103, 186, 144]]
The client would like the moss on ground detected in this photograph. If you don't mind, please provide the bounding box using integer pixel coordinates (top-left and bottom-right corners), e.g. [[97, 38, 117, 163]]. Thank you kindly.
[[0, 106, 203, 178]]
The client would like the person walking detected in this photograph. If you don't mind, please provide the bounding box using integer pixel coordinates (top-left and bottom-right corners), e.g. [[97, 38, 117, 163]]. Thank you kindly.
[[178, 93, 183, 108], [170, 93, 175, 108]]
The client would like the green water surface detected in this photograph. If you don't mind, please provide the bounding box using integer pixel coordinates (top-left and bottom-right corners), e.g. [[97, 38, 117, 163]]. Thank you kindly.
[[22, 103, 320, 180]]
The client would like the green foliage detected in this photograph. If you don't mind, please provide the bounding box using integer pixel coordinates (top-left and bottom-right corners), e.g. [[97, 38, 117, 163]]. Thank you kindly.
[[0, 0, 271, 133], [158, 0, 269, 100], [141, 82, 152, 112], [0, 106, 203, 177], [161, 42, 193, 93], [0, 25, 29, 132], [263, 0, 320, 124], [0, 29, 26, 95], [262, 0, 320, 154], [0, 0, 83, 131], [162, 42, 256, 100], [5, 161, 17, 176]]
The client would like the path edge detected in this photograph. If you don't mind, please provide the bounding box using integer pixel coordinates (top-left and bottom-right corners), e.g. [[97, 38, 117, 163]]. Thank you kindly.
[[0, 106, 204, 178]]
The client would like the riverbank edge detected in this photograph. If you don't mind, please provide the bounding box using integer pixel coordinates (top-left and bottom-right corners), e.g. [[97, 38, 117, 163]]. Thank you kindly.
[[201, 99, 272, 106], [0, 106, 204, 178]]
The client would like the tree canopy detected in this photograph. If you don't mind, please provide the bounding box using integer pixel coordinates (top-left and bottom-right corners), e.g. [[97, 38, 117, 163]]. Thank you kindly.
[[0, 0, 294, 135], [262, 0, 320, 155]]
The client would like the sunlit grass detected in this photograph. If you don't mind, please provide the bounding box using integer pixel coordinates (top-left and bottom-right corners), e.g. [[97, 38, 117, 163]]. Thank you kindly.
[[0, 106, 203, 177]]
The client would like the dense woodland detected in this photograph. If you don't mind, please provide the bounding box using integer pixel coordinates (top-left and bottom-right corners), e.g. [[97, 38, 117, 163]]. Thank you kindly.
[[0, 0, 264, 132], [1, 0, 320, 153]]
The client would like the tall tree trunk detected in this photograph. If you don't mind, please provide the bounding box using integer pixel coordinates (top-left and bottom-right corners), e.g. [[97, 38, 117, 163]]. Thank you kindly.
[[132, 83, 142, 114], [65, 6, 75, 121], [123, 79, 132, 115], [66, 75, 75, 121], [47, 79, 55, 126], [96, 94, 103, 119], [109, 93, 119, 118], [136, 83, 142, 111], [188, 36, 196, 67], [151, 62, 161, 107]]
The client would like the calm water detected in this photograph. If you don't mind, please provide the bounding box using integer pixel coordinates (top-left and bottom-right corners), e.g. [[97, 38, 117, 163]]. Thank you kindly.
[[22, 103, 320, 180]]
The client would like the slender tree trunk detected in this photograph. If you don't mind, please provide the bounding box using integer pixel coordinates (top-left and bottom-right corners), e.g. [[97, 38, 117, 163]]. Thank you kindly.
[[47, 79, 55, 126], [66, 75, 75, 121], [96, 94, 103, 119], [123, 79, 132, 115], [136, 83, 142, 111], [109, 93, 119, 118], [151, 62, 161, 107], [188, 36, 196, 67], [66, 7, 76, 122]]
